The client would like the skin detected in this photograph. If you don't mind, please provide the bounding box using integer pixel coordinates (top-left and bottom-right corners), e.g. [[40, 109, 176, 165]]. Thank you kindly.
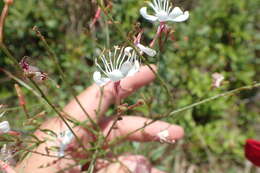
[[15, 65, 184, 173]]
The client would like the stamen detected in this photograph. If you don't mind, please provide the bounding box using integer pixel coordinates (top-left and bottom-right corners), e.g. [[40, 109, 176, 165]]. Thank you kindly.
[[118, 48, 129, 69], [108, 51, 114, 71], [157, 0, 162, 10], [153, 0, 159, 9], [148, 2, 157, 12], [163, 0, 167, 11], [113, 46, 120, 69], [100, 54, 112, 72], [166, 0, 169, 13], [116, 47, 125, 69], [95, 60, 110, 77]]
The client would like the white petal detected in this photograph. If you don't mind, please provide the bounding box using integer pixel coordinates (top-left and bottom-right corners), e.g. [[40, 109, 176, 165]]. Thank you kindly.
[[137, 44, 156, 57], [0, 121, 10, 133], [169, 8, 189, 22], [169, 7, 183, 18], [62, 130, 74, 145], [120, 61, 133, 76], [58, 145, 65, 157], [124, 47, 133, 56], [93, 71, 101, 81], [93, 71, 110, 86], [107, 70, 124, 82], [157, 130, 169, 139], [127, 61, 140, 77], [140, 7, 158, 22]]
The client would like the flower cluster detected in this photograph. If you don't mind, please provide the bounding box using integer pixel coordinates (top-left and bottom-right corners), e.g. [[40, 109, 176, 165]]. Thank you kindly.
[[93, 0, 189, 88]]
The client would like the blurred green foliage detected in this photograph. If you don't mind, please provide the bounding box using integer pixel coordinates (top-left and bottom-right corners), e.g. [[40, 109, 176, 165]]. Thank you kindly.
[[0, 0, 259, 172]]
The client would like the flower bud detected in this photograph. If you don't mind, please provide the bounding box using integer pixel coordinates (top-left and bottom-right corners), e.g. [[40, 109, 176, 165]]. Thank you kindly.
[[0, 121, 10, 133], [136, 99, 145, 106], [212, 73, 225, 88]]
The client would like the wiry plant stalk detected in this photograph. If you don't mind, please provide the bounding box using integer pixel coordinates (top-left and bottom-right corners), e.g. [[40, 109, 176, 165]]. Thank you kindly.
[[29, 79, 88, 152], [0, 1, 20, 68], [32, 26, 99, 129], [1, 68, 41, 98], [108, 82, 260, 146], [14, 84, 30, 119], [0, 2, 9, 43]]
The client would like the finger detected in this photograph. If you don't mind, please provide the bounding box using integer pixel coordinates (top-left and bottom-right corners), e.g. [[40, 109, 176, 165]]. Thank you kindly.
[[151, 168, 166, 173], [96, 154, 152, 173], [96, 154, 166, 173], [63, 65, 157, 122], [100, 116, 184, 143], [0, 160, 16, 173]]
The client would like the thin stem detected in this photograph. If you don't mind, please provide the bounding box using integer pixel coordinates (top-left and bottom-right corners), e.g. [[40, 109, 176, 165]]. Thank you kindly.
[[0, 3, 9, 43], [32, 26, 98, 128], [29, 79, 87, 152], [95, 87, 105, 121], [168, 82, 260, 117], [20, 148, 72, 160], [1, 68, 41, 98], [0, 43, 20, 69], [109, 82, 260, 146]]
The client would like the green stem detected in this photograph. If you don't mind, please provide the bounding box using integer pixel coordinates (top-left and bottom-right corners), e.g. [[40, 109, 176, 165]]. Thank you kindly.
[[29, 79, 87, 151], [109, 82, 260, 146], [33, 27, 98, 128], [1, 68, 41, 98], [0, 43, 20, 70]]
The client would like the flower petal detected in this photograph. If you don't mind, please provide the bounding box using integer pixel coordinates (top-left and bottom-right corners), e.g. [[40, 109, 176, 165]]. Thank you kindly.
[[124, 46, 133, 56], [0, 121, 10, 133], [120, 61, 133, 76], [137, 44, 156, 57], [93, 71, 110, 86], [169, 7, 189, 22], [107, 70, 124, 82], [127, 61, 140, 77], [62, 130, 74, 145], [140, 7, 158, 22], [169, 7, 183, 18]]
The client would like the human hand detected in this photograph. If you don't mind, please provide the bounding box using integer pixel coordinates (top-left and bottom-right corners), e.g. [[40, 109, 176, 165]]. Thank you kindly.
[[15, 65, 184, 173]]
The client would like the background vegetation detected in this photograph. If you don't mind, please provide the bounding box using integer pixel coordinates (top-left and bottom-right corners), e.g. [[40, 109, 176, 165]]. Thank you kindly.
[[0, 0, 259, 172]]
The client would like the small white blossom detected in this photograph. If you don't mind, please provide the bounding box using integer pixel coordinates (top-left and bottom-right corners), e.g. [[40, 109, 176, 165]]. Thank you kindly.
[[0, 121, 10, 133], [157, 130, 175, 144], [133, 32, 156, 57], [136, 43, 156, 57], [140, 0, 189, 23], [58, 130, 74, 157], [212, 73, 225, 88], [93, 46, 140, 86]]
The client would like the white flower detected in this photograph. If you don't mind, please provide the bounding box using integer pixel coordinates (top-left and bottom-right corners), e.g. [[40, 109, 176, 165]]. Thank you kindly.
[[0, 121, 10, 133], [136, 43, 156, 57], [133, 31, 156, 57], [140, 0, 189, 23], [212, 73, 225, 88], [58, 130, 74, 157], [93, 46, 140, 86], [157, 130, 175, 144]]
